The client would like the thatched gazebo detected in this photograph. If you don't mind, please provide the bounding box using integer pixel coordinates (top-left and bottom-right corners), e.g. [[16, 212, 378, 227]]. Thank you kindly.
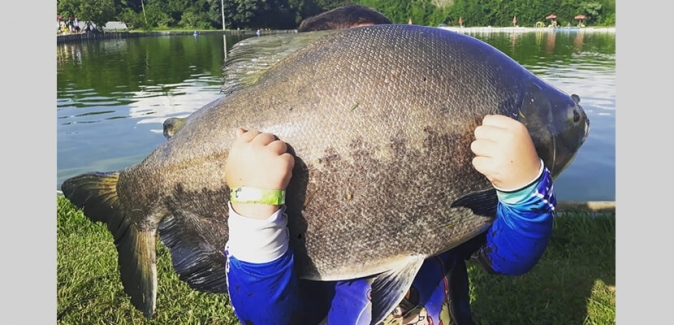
[[574, 14, 587, 27]]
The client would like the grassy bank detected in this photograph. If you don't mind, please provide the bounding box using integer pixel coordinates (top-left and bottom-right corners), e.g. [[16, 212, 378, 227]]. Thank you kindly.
[[56, 196, 615, 324]]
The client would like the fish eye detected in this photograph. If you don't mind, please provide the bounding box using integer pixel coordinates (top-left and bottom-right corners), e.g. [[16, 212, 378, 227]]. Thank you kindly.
[[573, 110, 580, 123]]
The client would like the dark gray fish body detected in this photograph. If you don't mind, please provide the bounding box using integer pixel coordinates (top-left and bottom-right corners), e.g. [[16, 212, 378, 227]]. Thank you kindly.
[[62, 25, 589, 321]]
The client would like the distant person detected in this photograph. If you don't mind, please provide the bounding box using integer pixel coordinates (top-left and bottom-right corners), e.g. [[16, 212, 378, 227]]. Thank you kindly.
[[256, 29, 261, 36], [297, 5, 391, 32]]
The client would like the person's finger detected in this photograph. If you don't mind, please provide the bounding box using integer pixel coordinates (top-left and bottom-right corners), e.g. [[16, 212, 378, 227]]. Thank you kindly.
[[474, 124, 505, 142], [471, 156, 493, 177], [251, 132, 277, 146], [238, 129, 262, 143], [266, 140, 288, 155], [470, 139, 496, 157], [480, 114, 514, 129], [279, 153, 296, 169]]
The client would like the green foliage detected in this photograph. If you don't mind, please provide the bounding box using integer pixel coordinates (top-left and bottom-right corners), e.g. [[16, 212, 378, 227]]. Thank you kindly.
[[57, 0, 615, 31], [83, 0, 118, 26], [599, 12, 615, 26], [118, 7, 144, 29], [57, 0, 81, 20], [229, 0, 262, 27], [128, 0, 171, 29], [179, 11, 204, 28], [57, 0, 113, 27]]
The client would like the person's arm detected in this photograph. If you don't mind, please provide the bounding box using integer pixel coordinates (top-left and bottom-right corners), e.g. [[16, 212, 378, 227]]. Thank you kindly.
[[473, 162, 556, 275], [225, 205, 299, 323], [224, 128, 300, 324], [464, 115, 556, 276]]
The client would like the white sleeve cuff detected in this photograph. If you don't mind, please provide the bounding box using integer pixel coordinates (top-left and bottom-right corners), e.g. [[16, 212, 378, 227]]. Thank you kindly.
[[226, 203, 290, 263]]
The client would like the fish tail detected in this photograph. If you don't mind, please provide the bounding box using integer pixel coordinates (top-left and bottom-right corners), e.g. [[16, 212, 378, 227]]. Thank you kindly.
[[61, 172, 157, 317]]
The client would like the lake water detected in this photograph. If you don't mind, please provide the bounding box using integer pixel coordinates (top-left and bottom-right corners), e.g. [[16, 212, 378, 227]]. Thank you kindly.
[[56, 29, 615, 202]]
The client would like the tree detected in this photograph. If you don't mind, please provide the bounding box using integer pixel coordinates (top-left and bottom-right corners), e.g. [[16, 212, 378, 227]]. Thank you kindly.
[[58, 0, 117, 27], [578, 1, 602, 24]]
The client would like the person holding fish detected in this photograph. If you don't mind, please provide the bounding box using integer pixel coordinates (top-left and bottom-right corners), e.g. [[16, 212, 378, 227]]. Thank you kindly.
[[222, 5, 557, 325], [224, 112, 556, 325]]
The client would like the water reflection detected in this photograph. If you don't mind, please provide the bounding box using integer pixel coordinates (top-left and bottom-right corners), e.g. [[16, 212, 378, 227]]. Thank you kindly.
[[57, 43, 83, 65], [545, 30, 556, 54], [574, 32, 585, 50]]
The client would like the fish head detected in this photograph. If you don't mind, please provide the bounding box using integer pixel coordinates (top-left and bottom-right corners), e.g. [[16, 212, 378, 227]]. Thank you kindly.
[[519, 81, 590, 179]]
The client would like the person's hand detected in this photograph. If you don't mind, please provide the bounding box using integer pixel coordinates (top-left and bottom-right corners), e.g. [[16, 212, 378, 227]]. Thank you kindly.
[[471, 115, 542, 191], [225, 128, 295, 219]]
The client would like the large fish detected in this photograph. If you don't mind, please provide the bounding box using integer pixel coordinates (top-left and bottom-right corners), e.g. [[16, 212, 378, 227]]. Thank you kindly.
[[61, 25, 589, 323]]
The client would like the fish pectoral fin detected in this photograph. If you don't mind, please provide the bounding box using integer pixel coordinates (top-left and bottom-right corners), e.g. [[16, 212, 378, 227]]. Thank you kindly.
[[158, 211, 229, 293], [163, 117, 187, 140], [369, 255, 426, 325], [450, 189, 498, 217], [61, 172, 158, 317]]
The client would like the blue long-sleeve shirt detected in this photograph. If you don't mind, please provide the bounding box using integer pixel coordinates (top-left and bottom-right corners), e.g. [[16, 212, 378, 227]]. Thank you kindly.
[[225, 165, 556, 325]]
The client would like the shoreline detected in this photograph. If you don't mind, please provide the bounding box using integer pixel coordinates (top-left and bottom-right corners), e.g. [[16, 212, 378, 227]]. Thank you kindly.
[[56, 25, 615, 44], [440, 26, 616, 34]]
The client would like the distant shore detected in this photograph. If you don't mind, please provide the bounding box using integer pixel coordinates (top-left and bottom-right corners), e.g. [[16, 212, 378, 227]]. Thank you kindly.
[[57, 25, 615, 44], [440, 26, 616, 33]]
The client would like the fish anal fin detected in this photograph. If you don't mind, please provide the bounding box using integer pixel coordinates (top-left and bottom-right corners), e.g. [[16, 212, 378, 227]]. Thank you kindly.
[[450, 189, 498, 217], [369, 255, 426, 325]]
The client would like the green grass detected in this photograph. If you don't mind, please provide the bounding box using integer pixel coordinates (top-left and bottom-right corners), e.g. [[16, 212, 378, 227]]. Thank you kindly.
[[57, 196, 615, 324]]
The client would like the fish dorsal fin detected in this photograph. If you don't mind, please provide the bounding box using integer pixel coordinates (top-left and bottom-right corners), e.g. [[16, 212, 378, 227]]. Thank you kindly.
[[221, 30, 337, 95], [450, 189, 498, 217], [369, 255, 426, 325]]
